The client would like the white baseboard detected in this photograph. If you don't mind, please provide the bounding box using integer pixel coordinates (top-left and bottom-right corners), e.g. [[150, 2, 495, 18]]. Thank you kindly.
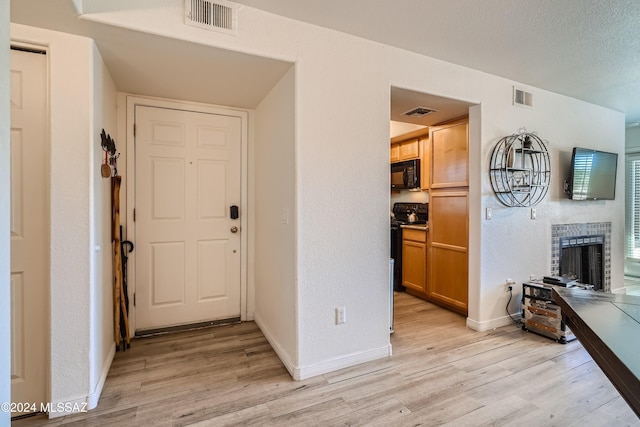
[[611, 286, 628, 294], [294, 345, 391, 381], [254, 313, 391, 381], [253, 313, 296, 379], [48, 342, 116, 418], [88, 341, 116, 409], [466, 313, 521, 332]]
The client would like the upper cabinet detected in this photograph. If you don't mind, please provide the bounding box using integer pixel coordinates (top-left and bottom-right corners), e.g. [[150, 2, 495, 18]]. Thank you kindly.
[[390, 144, 401, 163], [420, 134, 430, 191], [390, 138, 420, 162], [429, 121, 469, 189]]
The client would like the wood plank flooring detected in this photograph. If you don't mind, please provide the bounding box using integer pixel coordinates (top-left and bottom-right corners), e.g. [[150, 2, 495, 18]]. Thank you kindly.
[[13, 292, 639, 426]]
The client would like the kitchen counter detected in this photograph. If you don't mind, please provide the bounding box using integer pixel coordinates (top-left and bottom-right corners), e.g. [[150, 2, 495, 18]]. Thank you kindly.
[[401, 223, 428, 231]]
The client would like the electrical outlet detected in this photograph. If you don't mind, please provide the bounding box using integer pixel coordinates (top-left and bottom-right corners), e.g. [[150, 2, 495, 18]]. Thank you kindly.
[[505, 278, 516, 291], [486, 207, 492, 220], [335, 306, 346, 325]]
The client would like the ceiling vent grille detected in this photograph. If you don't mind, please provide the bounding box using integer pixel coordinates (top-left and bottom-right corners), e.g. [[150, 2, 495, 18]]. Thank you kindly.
[[402, 106, 438, 117], [185, 0, 238, 35], [513, 87, 533, 108]]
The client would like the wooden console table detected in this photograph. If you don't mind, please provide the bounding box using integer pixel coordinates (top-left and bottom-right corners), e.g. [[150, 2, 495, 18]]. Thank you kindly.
[[552, 287, 640, 418]]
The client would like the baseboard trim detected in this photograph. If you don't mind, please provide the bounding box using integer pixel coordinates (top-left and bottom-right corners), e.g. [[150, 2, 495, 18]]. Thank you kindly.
[[88, 341, 115, 410], [294, 345, 391, 381], [48, 342, 116, 418], [253, 313, 296, 379], [254, 313, 392, 381], [467, 313, 522, 332]]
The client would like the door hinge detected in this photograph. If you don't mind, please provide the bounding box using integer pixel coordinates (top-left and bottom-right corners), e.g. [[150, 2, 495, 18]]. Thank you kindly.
[[133, 123, 136, 137], [133, 208, 136, 222], [133, 293, 136, 307]]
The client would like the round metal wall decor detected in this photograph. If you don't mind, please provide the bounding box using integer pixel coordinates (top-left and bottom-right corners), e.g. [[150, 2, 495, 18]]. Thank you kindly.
[[489, 128, 551, 207]]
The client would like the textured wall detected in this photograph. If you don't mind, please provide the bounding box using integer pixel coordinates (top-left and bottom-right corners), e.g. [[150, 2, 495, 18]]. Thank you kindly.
[[254, 67, 297, 372], [90, 43, 117, 407]]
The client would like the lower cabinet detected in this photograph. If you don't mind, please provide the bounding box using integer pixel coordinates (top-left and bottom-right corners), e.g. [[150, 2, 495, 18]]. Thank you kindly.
[[427, 189, 468, 315], [402, 228, 427, 295]]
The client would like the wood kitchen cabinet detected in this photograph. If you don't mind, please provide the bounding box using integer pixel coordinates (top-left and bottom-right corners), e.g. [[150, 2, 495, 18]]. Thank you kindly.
[[427, 189, 468, 315], [402, 228, 427, 295], [420, 134, 430, 190], [400, 138, 420, 160], [390, 144, 401, 162], [430, 121, 468, 188], [390, 138, 420, 162]]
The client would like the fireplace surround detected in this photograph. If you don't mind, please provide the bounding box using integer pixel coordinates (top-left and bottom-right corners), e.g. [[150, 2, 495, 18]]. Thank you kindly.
[[551, 222, 611, 292]]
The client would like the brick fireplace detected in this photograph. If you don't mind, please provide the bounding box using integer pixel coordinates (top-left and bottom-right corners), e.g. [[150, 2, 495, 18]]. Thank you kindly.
[[551, 222, 611, 292]]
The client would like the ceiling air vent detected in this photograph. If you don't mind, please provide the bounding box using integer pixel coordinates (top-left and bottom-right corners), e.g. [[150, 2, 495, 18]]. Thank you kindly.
[[513, 87, 533, 108], [185, 0, 238, 35], [402, 106, 438, 117]]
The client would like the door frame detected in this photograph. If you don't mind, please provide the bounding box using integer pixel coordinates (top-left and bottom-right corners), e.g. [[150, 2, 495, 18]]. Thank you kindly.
[[125, 95, 249, 333], [9, 41, 52, 412]]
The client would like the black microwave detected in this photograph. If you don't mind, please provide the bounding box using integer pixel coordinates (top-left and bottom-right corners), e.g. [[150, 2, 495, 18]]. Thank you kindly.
[[391, 159, 420, 190]]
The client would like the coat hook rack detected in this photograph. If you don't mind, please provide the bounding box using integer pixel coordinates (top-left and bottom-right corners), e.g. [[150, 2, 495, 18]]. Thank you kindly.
[[100, 129, 119, 178]]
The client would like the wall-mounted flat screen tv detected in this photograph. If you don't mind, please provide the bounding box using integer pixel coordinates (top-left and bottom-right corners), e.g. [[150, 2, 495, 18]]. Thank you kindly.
[[567, 147, 618, 200]]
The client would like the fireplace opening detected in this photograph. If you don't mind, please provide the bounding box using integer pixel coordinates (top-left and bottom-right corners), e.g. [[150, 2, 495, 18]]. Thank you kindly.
[[559, 235, 604, 291]]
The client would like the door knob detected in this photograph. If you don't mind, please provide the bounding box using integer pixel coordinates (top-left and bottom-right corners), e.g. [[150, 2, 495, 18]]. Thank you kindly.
[[230, 226, 238, 233]]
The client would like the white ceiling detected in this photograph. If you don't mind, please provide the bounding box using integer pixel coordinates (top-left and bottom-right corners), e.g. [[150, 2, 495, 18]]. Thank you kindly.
[[10, 0, 640, 125], [10, 0, 293, 109], [233, 0, 640, 126]]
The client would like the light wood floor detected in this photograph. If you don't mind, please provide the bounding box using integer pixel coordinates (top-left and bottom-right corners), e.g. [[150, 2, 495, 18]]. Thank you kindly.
[[13, 292, 639, 426]]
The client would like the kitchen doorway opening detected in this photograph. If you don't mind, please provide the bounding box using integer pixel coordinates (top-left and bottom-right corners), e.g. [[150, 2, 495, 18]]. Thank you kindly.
[[389, 87, 478, 334]]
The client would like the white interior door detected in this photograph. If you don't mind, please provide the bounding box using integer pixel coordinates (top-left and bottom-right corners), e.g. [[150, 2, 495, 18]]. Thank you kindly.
[[10, 48, 48, 414], [135, 105, 242, 330]]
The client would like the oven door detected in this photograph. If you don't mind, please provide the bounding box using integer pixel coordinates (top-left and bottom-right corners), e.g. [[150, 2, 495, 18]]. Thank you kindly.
[[390, 223, 405, 291]]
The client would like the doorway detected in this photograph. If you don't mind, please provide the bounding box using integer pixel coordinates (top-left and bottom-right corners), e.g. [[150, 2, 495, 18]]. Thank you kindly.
[[10, 46, 49, 416], [389, 87, 476, 330], [127, 96, 249, 333]]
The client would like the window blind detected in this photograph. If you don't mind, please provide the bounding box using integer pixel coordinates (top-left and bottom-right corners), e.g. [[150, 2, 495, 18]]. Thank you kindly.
[[626, 155, 640, 259]]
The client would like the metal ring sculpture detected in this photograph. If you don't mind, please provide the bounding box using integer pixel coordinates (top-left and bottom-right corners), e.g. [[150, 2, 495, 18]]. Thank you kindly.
[[489, 129, 551, 207]]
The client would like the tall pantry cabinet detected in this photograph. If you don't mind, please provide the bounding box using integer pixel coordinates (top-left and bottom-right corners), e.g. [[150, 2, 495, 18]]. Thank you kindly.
[[428, 120, 469, 315]]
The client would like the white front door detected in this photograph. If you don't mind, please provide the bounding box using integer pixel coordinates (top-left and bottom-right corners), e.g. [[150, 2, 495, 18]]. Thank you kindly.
[[10, 48, 48, 414], [134, 104, 243, 330]]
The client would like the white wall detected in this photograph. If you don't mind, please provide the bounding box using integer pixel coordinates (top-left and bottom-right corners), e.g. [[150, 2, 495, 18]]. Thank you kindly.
[[10, 24, 116, 414], [89, 44, 116, 407], [478, 88, 625, 328], [43, 2, 626, 383], [254, 67, 298, 374], [1, 0, 11, 423], [626, 126, 640, 152]]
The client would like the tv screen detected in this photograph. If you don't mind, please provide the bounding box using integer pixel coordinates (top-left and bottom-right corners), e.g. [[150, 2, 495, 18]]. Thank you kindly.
[[568, 147, 618, 200]]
